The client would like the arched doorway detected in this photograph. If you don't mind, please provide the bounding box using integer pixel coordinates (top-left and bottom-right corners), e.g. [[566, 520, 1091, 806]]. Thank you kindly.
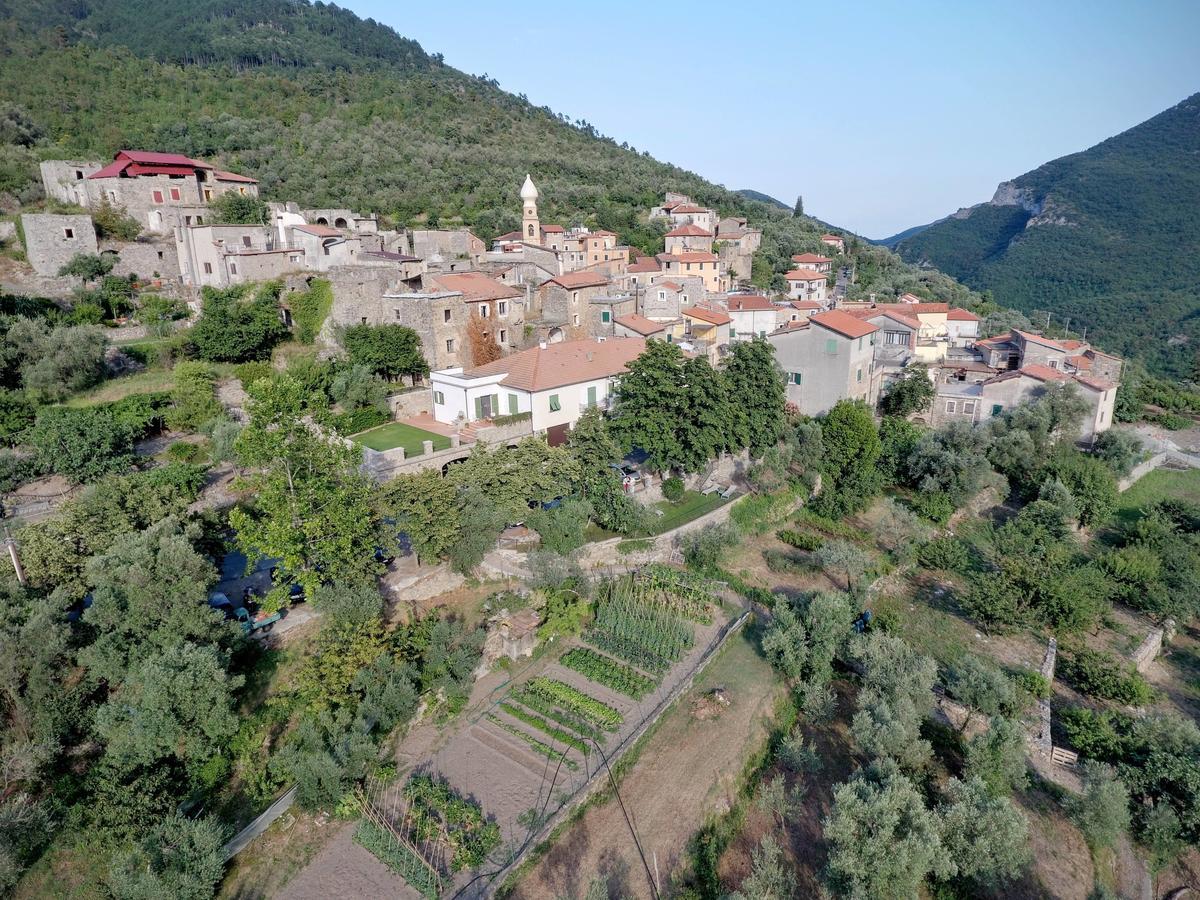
[[334, 217, 348, 228], [315, 216, 328, 225], [547, 327, 565, 344]]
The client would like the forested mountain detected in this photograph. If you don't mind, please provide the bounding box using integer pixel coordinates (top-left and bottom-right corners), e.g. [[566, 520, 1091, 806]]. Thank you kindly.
[[896, 93, 1200, 377], [0, 0, 981, 304]]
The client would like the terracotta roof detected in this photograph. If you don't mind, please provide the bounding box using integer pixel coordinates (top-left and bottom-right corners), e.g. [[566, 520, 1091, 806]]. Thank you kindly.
[[657, 281, 683, 292], [1016, 364, 1070, 382], [546, 271, 609, 290], [660, 200, 683, 211], [684, 305, 732, 326], [820, 233, 843, 241], [898, 293, 925, 304], [869, 301, 950, 315], [1066, 354, 1092, 370], [1014, 329, 1066, 350], [628, 259, 661, 273], [541, 224, 564, 233], [587, 230, 618, 238], [495, 231, 523, 242], [726, 295, 776, 312], [294, 224, 343, 238], [784, 268, 826, 282], [771, 320, 810, 334], [668, 252, 718, 263], [947, 307, 980, 321], [810, 310, 878, 339], [791, 253, 832, 264], [430, 272, 522, 302], [665, 224, 713, 237], [1058, 339, 1085, 350], [790, 300, 822, 310], [213, 170, 257, 183], [1074, 374, 1116, 392], [614, 314, 667, 336], [462, 337, 646, 392], [671, 204, 707, 214], [857, 309, 920, 329]]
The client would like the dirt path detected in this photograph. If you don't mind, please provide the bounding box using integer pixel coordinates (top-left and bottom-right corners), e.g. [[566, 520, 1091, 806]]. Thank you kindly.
[[509, 626, 785, 899]]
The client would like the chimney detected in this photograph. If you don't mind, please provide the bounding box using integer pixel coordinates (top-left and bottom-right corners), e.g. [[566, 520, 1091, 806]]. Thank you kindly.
[[538, 340, 547, 350]]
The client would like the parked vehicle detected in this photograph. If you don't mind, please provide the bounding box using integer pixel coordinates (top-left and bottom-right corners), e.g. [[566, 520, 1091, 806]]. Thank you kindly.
[[236, 606, 285, 636]]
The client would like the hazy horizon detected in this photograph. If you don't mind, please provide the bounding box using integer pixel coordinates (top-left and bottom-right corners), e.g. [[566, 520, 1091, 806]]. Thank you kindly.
[[346, 0, 1199, 237]]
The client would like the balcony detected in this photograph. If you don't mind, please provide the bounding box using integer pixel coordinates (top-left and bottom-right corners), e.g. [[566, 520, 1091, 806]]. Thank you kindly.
[[579, 396, 612, 413]]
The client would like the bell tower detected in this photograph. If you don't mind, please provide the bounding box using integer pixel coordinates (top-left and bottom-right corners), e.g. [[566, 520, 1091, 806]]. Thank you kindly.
[[520, 174, 540, 244]]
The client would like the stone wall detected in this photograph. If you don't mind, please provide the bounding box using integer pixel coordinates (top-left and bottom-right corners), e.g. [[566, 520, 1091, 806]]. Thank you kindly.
[[1118, 450, 1200, 491], [101, 236, 180, 287], [21, 213, 97, 276], [39, 159, 101, 205], [1131, 620, 1174, 673], [386, 388, 433, 419]]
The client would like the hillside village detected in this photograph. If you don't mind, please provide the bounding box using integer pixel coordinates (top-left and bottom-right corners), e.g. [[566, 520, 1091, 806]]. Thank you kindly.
[[2, 146, 1200, 900]]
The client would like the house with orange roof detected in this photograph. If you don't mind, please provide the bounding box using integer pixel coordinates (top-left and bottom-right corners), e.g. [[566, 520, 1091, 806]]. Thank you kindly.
[[790, 252, 833, 274], [429, 336, 647, 443], [767, 310, 879, 415], [946, 307, 981, 346], [613, 313, 669, 340], [784, 268, 828, 305], [820, 233, 846, 254], [659, 251, 723, 292], [682, 304, 732, 363], [726, 294, 782, 341], [533, 270, 612, 337]]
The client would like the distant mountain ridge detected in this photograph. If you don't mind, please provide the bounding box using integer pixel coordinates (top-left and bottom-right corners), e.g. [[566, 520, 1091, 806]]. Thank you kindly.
[[873, 220, 941, 248], [735, 189, 791, 211], [895, 93, 1200, 377]]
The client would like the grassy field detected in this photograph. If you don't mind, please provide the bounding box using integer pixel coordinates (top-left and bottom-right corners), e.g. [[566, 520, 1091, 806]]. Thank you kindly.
[[350, 422, 451, 455], [586, 489, 730, 542], [63, 369, 177, 406], [1114, 467, 1200, 526]]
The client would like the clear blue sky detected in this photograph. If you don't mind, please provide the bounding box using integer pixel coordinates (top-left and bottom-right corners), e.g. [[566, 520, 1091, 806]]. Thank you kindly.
[[347, 0, 1199, 238]]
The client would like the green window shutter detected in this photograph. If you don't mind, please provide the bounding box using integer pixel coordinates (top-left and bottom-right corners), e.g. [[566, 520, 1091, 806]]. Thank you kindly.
[[792, 372, 802, 385], [601, 310, 611, 323], [549, 394, 561, 412], [856, 367, 863, 383], [825, 338, 837, 354], [991, 404, 1003, 417], [508, 393, 518, 415], [492, 394, 499, 414], [473, 396, 482, 419], [587, 385, 597, 407]]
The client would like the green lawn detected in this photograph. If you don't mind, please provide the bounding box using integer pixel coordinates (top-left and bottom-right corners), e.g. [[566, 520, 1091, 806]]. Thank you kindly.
[[1114, 468, 1200, 526], [351, 422, 451, 455], [586, 489, 731, 542]]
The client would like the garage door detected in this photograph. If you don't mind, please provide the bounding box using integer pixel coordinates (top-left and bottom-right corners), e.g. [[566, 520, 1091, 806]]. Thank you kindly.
[[546, 423, 570, 447]]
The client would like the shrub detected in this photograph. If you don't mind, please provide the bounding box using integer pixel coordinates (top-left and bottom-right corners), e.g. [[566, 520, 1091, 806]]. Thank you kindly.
[[289, 278, 333, 344], [332, 406, 389, 435], [917, 536, 969, 572], [731, 489, 795, 535], [679, 521, 740, 572], [0, 449, 43, 492], [1013, 670, 1052, 700], [165, 441, 201, 463], [1059, 707, 1133, 759], [167, 361, 221, 431], [1060, 649, 1154, 706], [661, 476, 684, 501], [777, 528, 823, 551], [234, 360, 274, 388], [909, 490, 955, 524]]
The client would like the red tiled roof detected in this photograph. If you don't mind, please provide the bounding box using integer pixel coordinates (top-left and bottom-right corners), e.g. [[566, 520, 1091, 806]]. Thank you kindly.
[[784, 268, 826, 282], [1014, 329, 1067, 350], [791, 253, 832, 264], [213, 170, 257, 183], [790, 300, 822, 310], [294, 224, 343, 238], [1074, 374, 1116, 392], [665, 224, 713, 237], [546, 271, 609, 290], [853, 308, 919, 329], [820, 233, 843, 241], [628, 259, 661, 273], [726, 295, 776, 312], [810, 310, 878, 339], [947, 307, 980, 321], [430, 272, 522, 302], [614, 314, 667, 336], [657, 281, 683, 292], [1017, 364, 1070, 382], [495, 231, 523, 242], [462, 337, 646, 392], [541, 224, 564, 233], [685, 305, 732, 326], [671, 204, 707, 214], [122, 150, 211, 167], [868, 301, 950, 315], [1066, 354, 1092, 370], [1058, 339, 1085, 350], [668, 252, 718, 263]]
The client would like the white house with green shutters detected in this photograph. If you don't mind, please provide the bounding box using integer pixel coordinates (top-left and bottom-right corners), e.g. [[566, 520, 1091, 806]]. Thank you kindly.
[[429, 337, 647, 441]]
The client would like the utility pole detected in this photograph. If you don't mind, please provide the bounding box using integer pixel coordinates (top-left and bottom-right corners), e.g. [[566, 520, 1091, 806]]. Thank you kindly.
[[1045, 311, 1052, 331]]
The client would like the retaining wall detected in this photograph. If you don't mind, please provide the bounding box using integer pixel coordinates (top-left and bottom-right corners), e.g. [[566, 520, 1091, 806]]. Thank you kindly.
[[1119, 450, 1200, 491]]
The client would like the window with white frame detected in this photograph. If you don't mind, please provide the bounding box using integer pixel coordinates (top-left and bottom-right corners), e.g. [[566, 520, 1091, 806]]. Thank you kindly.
[[497, 300, 507, 315], [885, 331, 907, 345], [498, 329, 507, 344], [963, 400, 976, 415], [433, 390, 444, 405], [479, 304, 489, 318], [945, 400, 957, 414], [446, 338, 455, 353]]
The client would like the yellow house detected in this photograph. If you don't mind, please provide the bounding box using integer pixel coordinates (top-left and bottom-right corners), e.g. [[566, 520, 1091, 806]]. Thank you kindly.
[[658, 251, 723, 292]]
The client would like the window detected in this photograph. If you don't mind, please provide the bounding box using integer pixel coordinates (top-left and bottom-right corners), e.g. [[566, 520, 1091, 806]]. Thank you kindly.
[[157, 250, 163, 260], [443, 309, 452, 323], [63, 227, 74, 239], [108, 191, 117, 203], [184, 216, 192, 225], [856, 367, 863, 383], [203, 262, 212, 274], [203, 189, 213, 201], [478, 304, 489, 318], [1048, 360, 1058, 369], [681, 295, 688, 304], [497, 301, 507, 315], [322, 245, 330, 256], [395, 309, 402, 320], [885, 331, 907, 345], [658, 291, 665, 300], [169, 187, 180, 201], [446, 338, 455, 353], [361, 317, 367, 324], [991, 404, 1003, 417], [857, 337, 864, 350], [601, 310, 611, 323], [572, 291, 579, 303], [587, 385, 597, 407], [230, 263, 237, 275], [791, 372, 802, 385], [573, 314, 580, 327], [434, 391, 445, 405], [686, 263, 692, 271], [825, 338, 838, 355], [549, 394, 561, 412], [74, 170, 83, 180], [196, 216, 203, 225], [508, 394, 518, 415], [963, 400, 976, 415], [152, 190, 164, 204], [592, 254, 598, 261], [240, 235, 251, 247], [498, 328, 508, 345], [945, 400, 957, 414]]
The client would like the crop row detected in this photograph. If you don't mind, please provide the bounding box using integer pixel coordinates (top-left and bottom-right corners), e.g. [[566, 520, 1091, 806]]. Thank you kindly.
[[634, 565, 716, 622], [487, 714, 579, 770], [403, 774, 500, 871], [524, 677, 623, 730], [509, 688, 603, 741], [354, 820, 442, 899], [498, 701, 590, 753], [587, 596, 693, 673], [560, 647, 657, 699]]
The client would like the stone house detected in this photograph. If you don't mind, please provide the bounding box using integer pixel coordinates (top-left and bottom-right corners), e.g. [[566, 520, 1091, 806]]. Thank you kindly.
[[535, 271, 611, 333], [613, 313, 670, 341], [430, 337, 647, 445], [785, 268, 827, 304], [174, 223, 298, 288], [587, 294, 637, 338], [20, 213, 98, 276], [290, 224, 362, 270], [714, 226, 762, 282], [784, 299, 822, 324], [372, 290, 469, 371], [428, 272, 525, 352], [664, 224, 714, 254], [682, 304, 732, 364], [410, 228, 486, 265], [642, 279, 686, 321], [974, 329, 1123, 384], [301, 209, 378, 233], [667, 203, 716, 233], [768, 310, 878, 416]]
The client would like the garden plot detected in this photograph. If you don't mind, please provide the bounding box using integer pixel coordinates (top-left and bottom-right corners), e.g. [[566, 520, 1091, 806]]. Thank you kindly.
[[379, 566, 733, 897]]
